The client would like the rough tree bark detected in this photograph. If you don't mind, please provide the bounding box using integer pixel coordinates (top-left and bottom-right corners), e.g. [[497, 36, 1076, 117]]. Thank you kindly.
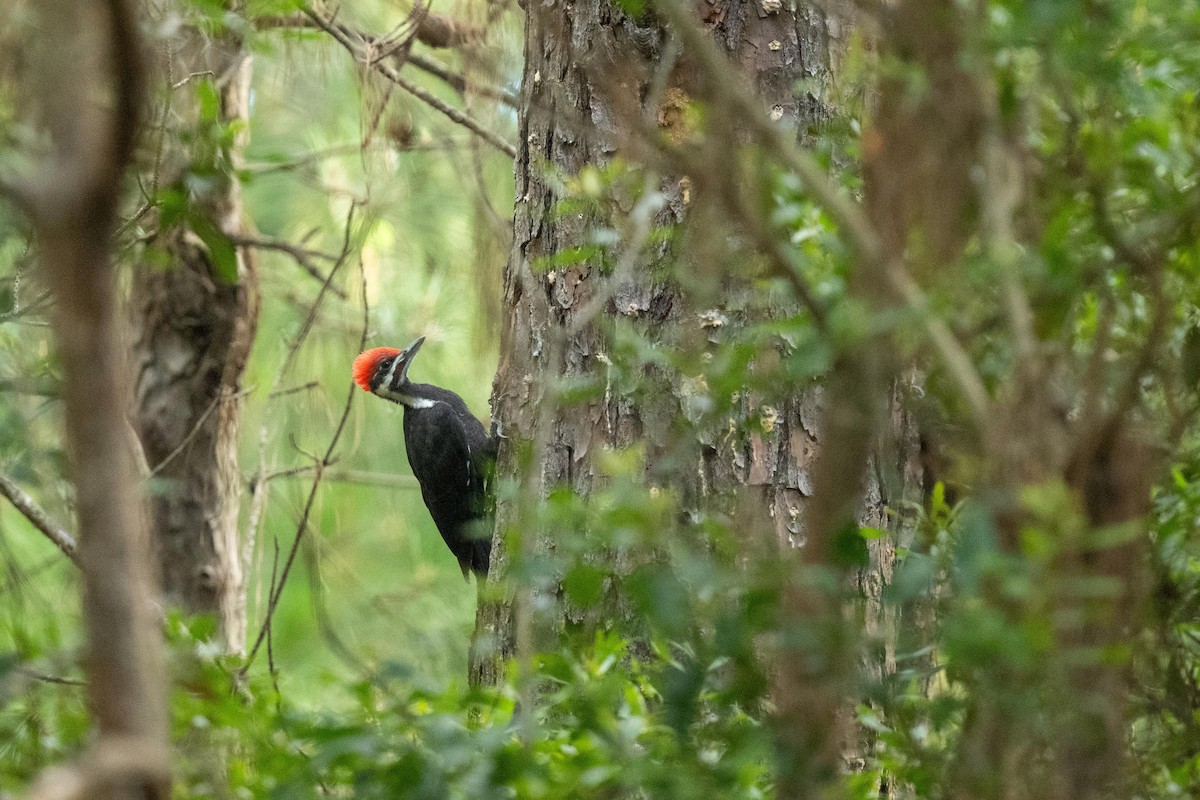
[[131, 5, 259, 653], [17, 0, 170, 797], [473, 9, 921, 787]]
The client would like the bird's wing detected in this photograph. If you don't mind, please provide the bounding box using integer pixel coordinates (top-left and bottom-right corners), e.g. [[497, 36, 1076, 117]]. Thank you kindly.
[[406, 404, 490, 577], [464, 414, 498, 516], [468, 425, 497, 579]]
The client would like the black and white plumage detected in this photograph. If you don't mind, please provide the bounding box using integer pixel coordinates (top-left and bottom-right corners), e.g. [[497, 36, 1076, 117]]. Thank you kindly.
[[353, 337, 494, 580]]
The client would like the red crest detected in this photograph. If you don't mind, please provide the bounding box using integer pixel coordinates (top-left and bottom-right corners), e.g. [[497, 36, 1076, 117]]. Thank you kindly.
[[353, 347, 402, 391]]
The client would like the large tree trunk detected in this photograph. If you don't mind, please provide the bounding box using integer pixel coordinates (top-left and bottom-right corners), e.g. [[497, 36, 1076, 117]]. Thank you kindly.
[[471, 4, 920, 768], [131, 12, 259, 653]]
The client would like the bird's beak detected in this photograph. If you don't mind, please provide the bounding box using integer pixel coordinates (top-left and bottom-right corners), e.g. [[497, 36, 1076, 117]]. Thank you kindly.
[[396, 336, 425, 384]]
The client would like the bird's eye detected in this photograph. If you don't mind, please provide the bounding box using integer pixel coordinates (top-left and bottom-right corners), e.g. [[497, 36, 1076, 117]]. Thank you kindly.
[[378, 358, 394, 373]]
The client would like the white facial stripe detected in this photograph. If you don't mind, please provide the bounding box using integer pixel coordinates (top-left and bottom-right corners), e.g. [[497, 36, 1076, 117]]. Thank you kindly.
[[380, 355, 403, 389], [376, 385, 439, 408]]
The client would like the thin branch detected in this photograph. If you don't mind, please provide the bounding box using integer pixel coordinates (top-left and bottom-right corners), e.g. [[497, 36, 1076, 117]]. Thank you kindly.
[[144, 386, 251, 478], [229, 233, 348, 299], [0, 378, 60, 397], [407, 52, 519, 108], [0, 472, 80, 565], [303, 7, 518, 158], [16, 666, 87, 687], [268, 380, 320, 399], [1078, 292, 1116, 433], [171, 70, 215, 89], [1078, 188, 1170, 461], [364, 0, 429, 66], [241, 253, 372, 674], [256, 10, 483, 51], [259, 466, 421, 488], [977, 80, 1036, 367], [374, 69, 516, 158], [241, 203, 361, 614], [146, 395, 218, 477], [664, 141, 831, 331], [266, 537, 280, 697], [256, 13, 517, 108], [1088, 180, 1163, 278]]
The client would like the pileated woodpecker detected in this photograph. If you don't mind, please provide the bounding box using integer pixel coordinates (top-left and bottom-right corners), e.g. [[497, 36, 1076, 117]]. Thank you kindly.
[[353, 337, 494, 580]]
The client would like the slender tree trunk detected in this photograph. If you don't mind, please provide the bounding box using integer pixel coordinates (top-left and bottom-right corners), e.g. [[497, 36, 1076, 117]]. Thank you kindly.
[[863, 2, 1153, 797], [23, 0, 170, 796], [131, 9, 259, 653]]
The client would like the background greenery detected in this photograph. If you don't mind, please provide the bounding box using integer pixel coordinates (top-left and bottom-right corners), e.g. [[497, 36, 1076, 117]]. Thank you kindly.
[[1, 0, 1200, 798]]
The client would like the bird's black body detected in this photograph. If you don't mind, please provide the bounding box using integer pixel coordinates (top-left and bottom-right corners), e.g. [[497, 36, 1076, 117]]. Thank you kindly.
[[355, 338, 495, 580], [400, 384, 494, 579]]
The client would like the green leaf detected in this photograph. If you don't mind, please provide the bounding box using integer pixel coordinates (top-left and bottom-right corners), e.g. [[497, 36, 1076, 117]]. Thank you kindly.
[[195, 77, 221, 123], [189, 214, 239, 284], [534, 244, 603, 272], [832, 522, 870, 568], [563, 563, 606, 608], [157, 185, 189, 230], [613, 0, 647, 16]]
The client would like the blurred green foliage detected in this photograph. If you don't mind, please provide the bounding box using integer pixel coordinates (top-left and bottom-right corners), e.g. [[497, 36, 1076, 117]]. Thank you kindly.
[[1, 0, 1199, 798]]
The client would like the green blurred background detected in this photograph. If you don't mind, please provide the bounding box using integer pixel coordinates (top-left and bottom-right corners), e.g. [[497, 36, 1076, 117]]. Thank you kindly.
[[0, 0, 521, 714]]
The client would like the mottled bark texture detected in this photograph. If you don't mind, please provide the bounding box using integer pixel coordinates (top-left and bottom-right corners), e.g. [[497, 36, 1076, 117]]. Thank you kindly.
[[471, 3, 920, 766], [131, 14, 259, 652], [23, 0, 171, 796]]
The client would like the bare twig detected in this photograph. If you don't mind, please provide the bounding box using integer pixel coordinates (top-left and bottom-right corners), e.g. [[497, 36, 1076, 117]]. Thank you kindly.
[[229, 234, 348, 299], [303, 7, 518, 158], [259, 466, 421, 488], [241, 252, 372, 674], [146, 395, 219, 478], [266, 537, 280, 694], [257, 10, 483, 51], [268, 380, 320, 399], [142, 385, 252, 479], [408, 52, 519, 108], [280, 206, 362, 379], [0, 472, 79, 565], [171, 70, 215, 89], [241, 203, 361, 615], [0, 378, 60, 397], [16, 666, 87, 687], [257, 13, 518, 108]]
